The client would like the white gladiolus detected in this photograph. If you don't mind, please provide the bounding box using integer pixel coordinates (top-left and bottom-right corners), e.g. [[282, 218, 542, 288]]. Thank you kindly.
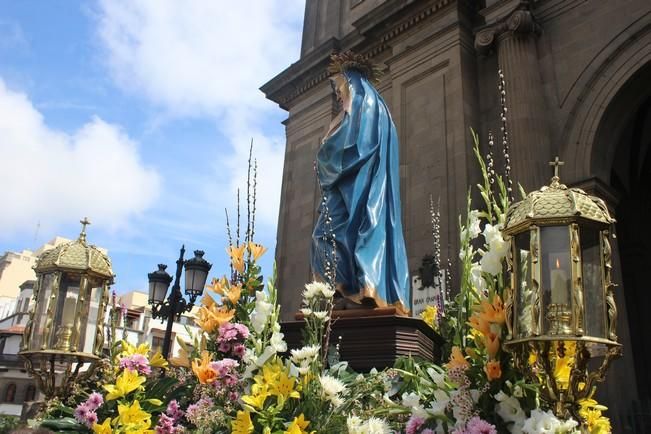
[[250, 291, 273, 333], [495, 391, 526, 425], [520, 409, 579, 434], [270, 331, 287, 352]]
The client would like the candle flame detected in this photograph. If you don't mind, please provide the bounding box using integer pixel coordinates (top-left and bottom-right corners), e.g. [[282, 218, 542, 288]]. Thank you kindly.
[[556, 258, 561, 269]]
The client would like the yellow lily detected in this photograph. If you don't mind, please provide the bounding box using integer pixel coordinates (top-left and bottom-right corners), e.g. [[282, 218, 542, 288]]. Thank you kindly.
[[92, 418, 112, 434], [149, 351, 168, 369], [284, 414, 313, 434], [103, 369, 146, 400], [232, 410, 254, 434], [116, 400, 151, 428]]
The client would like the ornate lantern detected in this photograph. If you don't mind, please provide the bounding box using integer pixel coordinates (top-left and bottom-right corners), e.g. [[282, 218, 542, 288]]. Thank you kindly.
[[19, 218, 113, 399], [502, 159, 622, 420]]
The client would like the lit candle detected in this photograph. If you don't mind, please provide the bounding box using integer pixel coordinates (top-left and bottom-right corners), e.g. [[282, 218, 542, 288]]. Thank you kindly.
[[550, 258, 569, 305]]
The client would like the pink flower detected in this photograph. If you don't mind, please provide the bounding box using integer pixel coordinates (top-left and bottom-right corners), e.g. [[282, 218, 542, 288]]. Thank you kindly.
[[232, 343, 246, 358], [86, 392, 104, 410], [406, 415, 425, 434], [119, 353, 152, 375]]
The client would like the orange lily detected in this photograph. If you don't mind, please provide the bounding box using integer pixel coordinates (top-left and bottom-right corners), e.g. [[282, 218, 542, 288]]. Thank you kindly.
[[227, 244, 247, 273], [484, 331, 501, 359], [195, 301, 235, 334], [207, 276, 229, 296], [477, 295, 505, 324], [484, 360, 502, 380], [192, 351, 218, 384], [247, 242, 268, 261], [446, 346, 469, 370]]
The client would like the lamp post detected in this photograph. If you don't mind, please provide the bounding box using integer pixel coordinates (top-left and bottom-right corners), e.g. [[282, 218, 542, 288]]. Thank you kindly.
[[502, 158, 622, 422], [20, 218, 113, 399], [147, 246, 211, 359]]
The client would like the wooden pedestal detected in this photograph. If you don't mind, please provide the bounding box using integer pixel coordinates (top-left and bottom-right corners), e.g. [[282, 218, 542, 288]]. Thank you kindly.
[[281, 309, 444, 372]]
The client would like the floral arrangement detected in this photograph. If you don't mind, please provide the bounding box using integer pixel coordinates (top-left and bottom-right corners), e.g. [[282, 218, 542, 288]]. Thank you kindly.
[[31, 138, 614, 434]]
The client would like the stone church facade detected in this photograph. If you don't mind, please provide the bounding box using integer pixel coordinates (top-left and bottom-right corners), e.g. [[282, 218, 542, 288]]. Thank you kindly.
[[263, 0, 651, 429]]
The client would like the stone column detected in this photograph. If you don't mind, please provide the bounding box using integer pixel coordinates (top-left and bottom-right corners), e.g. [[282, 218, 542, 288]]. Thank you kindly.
[[475, 7, 552, 192]]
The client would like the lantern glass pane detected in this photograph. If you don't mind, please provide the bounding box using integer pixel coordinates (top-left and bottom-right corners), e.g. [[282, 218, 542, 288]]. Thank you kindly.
[[154, 282, 168, 304], [29, 273, 55, 351], [582, 227, 606, 338], [50, 273, 80, 351], [540, 226, 572, 335], [78, 279, 104, 354], [515, 231, 532, 338], [185, 268, 207, 295]]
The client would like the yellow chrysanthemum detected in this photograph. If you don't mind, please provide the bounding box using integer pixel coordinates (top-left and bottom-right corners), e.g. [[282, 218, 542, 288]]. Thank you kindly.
[[284, 414, 313, 434], [116, 400, 152, 430], [232, 410, 254, 434], [420, 305, 438, 330], [227, 244, 247, 273], [92, 418, 112, 434], [103, 369, 146, 401]]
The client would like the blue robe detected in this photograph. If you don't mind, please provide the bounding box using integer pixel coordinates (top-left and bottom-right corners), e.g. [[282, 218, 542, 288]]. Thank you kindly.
[[311, 70, 410, 314]]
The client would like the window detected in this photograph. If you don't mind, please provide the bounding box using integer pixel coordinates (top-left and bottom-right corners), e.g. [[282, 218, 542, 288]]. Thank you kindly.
[[151, 336, 164, 355], [25, 384, 36, 401], [5, 383, 16, 403]]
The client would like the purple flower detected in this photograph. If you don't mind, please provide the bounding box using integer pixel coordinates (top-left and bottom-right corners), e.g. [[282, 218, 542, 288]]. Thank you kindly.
[[86, 392, 104, 410], [218, 341, 231, 353], [464, 417, 497, 434], [119, 353, 152, 375], [74, 403, 99, 428], [406, 415, 425, 434], [165, 399, 184, 423], [421, 430, 434, 434], [85, 411, 98, 427], [232, 343, 246, 358], [211, 358, 239, 376]]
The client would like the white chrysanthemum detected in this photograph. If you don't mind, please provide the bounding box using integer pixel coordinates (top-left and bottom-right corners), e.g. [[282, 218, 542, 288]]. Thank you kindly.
[[347, 416, 364, 434], [270, 331, 287, 352], [312, 310, 329, 320], [363, 417, 391, 434], [300, 308, 313, 316], [290, 344, 320, 364], [319, 375, 346, 399], [303, 281, 335, 300]]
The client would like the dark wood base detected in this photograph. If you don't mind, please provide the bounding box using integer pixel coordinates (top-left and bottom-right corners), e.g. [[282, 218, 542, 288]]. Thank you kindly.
[[281, 312, 444, 372]]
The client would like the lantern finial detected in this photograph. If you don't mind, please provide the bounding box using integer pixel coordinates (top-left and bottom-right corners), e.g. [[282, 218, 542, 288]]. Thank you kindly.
[[548, 156, 565, 184], [79, 217, 91, 243]]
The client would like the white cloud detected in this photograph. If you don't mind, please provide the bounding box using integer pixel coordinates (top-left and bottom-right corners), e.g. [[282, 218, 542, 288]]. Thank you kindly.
[[0, 78, 160, 236], [95, 0, 304, 228]]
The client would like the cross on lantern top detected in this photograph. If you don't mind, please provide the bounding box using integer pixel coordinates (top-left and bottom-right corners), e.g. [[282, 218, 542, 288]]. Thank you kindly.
[[79, 217, 91, 242], [549, 156, 564, 179]]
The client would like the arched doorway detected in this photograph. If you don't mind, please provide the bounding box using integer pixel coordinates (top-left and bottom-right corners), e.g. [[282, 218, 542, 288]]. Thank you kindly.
[[602, 62, 651, 431]]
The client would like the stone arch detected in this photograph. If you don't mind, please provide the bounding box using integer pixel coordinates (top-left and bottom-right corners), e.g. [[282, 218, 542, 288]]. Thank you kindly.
[[560, 19, 651, 182]]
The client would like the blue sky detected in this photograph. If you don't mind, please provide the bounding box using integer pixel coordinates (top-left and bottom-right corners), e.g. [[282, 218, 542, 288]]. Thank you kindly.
[[0, 1, 306, 293]]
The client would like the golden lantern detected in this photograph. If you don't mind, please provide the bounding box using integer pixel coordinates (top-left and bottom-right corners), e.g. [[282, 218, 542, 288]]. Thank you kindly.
[[19, 218, 113, 399], [502, 158, 622, 421]]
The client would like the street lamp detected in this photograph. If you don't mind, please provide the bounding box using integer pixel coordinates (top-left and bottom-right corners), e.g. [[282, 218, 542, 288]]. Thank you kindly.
[[19, 218, 113, 399], [502, 158, 622, 422], [147, 246, 211, 359]]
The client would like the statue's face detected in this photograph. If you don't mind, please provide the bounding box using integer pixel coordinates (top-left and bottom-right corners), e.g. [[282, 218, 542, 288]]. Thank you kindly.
[[330, 73, 352, 112]]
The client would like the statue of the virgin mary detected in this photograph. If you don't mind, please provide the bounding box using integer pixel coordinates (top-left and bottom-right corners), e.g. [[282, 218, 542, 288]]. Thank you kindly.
[[311, 52, 410, 314]]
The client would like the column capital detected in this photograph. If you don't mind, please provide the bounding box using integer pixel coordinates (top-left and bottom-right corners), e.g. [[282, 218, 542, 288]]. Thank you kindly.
[[474, 5, 540, 55]]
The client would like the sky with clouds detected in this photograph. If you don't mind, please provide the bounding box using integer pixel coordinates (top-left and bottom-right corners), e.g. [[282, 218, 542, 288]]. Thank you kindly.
[[0, 1, 306, 293]]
